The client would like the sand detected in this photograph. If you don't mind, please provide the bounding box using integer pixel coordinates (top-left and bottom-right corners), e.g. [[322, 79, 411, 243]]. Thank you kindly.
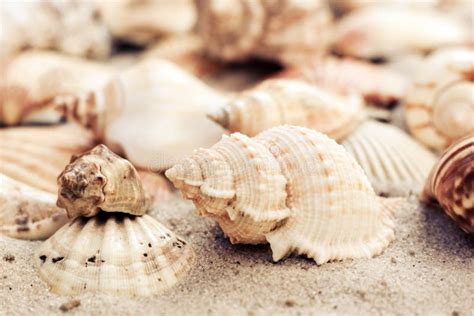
[[0, 193, 473, 315]]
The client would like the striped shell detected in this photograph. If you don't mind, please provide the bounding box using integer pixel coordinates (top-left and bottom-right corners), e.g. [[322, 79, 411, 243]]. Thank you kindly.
[[209, 79, 365, 141], [421, 135, 474, 233], [36, 213, 194, 296], [405, 47, 474, 151], [166, 125, 397, 264]]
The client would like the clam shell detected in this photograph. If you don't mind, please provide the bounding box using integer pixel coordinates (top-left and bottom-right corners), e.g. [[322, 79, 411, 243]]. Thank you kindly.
[[209, 79, 365, 141], [57, 145, 149, 219], [0, 174, 68, 240], [166, 125, 397, 264], [342, 120, 437, 196], [36, 213, 194, 296], [421, 134, 474, 233], [404, 47, 474, 151]]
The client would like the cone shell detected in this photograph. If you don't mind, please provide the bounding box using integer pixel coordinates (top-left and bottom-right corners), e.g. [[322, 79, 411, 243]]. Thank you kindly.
[[405, 47, 474, 151], [0, 174, 68, 240], [209, 79, 365, 141], [342, 121, 437, 196], [166, 125, 396, 264], [421, 135, 474, 233], [36, 213, 194, 296]]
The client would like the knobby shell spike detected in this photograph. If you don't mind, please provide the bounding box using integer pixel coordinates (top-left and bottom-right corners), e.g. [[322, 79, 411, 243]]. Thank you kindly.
[[166, 125, 397, 264], [208, 79, 365, 141], [0, 174, 68, 240], [404, 47, 474, 151], [57, 145, 149, 219], [421, 135, 474, 233]]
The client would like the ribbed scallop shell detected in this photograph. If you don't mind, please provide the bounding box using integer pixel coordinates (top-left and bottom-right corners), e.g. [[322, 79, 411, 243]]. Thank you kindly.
[[342, 121, 437, 196], [36, 213, 194, 296], [405, 47, 474, 151], [57, 145, 149, 219], [0, 174, 68, 240], [421, 135, 474, 233], [0, 124, 95, 194], [166, 125, 396, 264], [208, 79, 365, 141]]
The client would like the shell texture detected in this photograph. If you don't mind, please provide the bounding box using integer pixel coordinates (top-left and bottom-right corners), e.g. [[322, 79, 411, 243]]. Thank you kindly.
[[166, 125, 396, 264], [0, 124, 96, 194], [405, 47, 474, 151], [36, 213, 194, 296], [57, 145, 149, 219], [0, 174, 68, 240], [342, 121, 437, 197], [209, 79, 365, 141], [333, 7, 470, 59], [195, 0, 333, 65], [421, 135, 474, 233]]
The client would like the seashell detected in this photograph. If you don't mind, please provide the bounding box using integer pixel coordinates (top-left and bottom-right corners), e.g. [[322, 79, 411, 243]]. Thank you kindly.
[[276, 57, 409, 108], [0, 174, 69, 240], [421, 135, 474, 233], [195, 0, 333, 65], [137, 170, 172, 203], [208, 79, 365, 141], [0, 124, 96, 194], [328, 0, 440, 15], [333, 7, 470, 60], [404, 47, 474, 151], [0, 51, 115, 126], [36, 212, 194, 296], [57, 59, 227, 171], [97, 0, 196, 45], [166, 125, 397, 264], [342, 120, 437, 197], [57, 145, 149, 219]]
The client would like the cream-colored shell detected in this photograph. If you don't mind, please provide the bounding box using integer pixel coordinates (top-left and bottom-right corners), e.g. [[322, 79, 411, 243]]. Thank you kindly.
[[36, 213, 194, 296], [342, 121, 437, 197], [166, 125, 396, 264], [57, 145, 149, 219], [405, 47, 474, 151], [209, 79, 365, 141], [421, 135, 474, 233], [328, 0, 440, 14], [0, 174, 68, 240]]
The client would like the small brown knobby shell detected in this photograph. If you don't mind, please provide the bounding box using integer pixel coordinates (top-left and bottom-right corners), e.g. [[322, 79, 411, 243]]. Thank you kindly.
[[57, 144, 149, 219], [421, 135, 474, 233]]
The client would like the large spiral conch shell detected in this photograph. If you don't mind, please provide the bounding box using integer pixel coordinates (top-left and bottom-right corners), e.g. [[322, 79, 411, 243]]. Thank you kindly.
[[208, 79, 365, 141], [404, 47, 474, 151], [166, 125, 397, 264], [194, 0, 333, 65], [421, 135, 474, 233]]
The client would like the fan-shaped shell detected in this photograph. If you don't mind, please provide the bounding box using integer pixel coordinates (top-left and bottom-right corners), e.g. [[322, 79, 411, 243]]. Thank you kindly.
[[421, 135, 474, 233], [342, 121, 437, 196], [166, 125, 397, 264], [404, 47, 474, 151], [0, 174, 68, 240], [36, 213, 194, 296], [208, 79, 365, 141], [57, 145, 149, 219]]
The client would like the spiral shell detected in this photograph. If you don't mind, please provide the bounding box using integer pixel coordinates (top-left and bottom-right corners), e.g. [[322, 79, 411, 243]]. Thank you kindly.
[[421, 135, 474, 233], [405, 47, 474, 151], [36, 213, 194, 296], [209, 79, 365, 141], [57, 145, 149, 219], [166, 125, 397, 264], [195, 0, 333, 65]]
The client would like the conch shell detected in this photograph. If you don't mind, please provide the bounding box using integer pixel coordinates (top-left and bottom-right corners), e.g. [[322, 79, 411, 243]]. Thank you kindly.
[[421, 135, 474, 233], [57, 145, 149, 219], [0, 174, 68, 240], [404, 47, 474, 151], [194, 0, 333, 65], [166, 125, 397, 264], [208, 79, 365, 141]]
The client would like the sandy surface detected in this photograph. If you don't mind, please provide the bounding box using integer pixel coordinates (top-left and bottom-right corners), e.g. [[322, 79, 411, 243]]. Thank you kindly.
[[0, 193, 473, 316]]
